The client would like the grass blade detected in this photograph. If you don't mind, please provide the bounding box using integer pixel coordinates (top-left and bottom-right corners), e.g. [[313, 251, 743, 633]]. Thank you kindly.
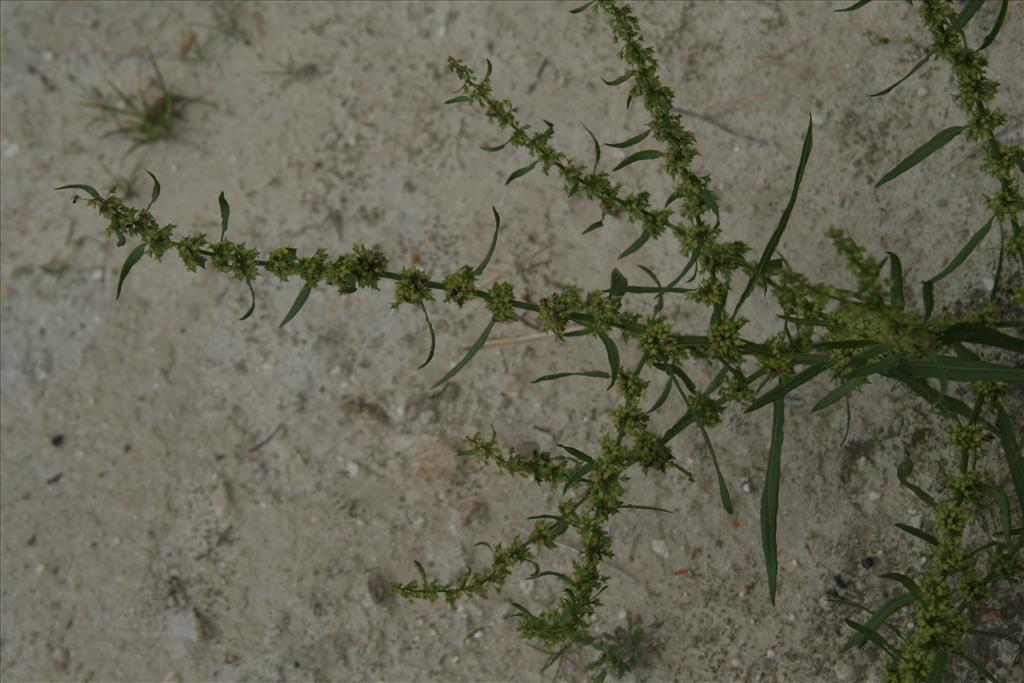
[[606, 129, 651, 149], [582, 124, 601, 173], [834, 0, 873, 11], [897, 455, 937, 508], [531, 370, 610, 383], [734, 114, 813, 316], [601, 72, 631, 86], [611, 149, 663, 172], [417, 303, 436, 369], [432, 318, 495, 389], [506, 160, 539, 185], [979, 0, 1009, 50], [618, 230, 652, 259], [55, 183, 101, 200], [840, 593, 915, 652], [867, 55, 930, 98], [144, 170, 161, 211], [699, 426, 733, 514], [474, 207, 501, 276], [745, 359, 833, 413], [279, 284, 312, 328], [761, 398, 784, 604], [116, 244, 147, 300], [922, 215, 994, 318], [874, 125, 965, 188], [880, 572, 924, 600], [240, 279, 256, 321], [596, 331, 620, 389], [950, 0, 985, 33], [887, 251, 904, 310], [813, 377, 867, 412], [894, 523, 938, 545], [218, 191, 230, 241], [583, 214, 605, 235], [569, 0, 596, 13]]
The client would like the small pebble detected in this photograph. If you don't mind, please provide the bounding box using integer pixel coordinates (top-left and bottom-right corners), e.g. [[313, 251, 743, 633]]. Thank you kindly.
[[651, 539, 669, 559], [50, 434, 64, 447], [367, 571, 388, 603], [860, 556, 875, 569], [741, 480, 754, 493], [811, 112, 828, 125], [834, 660, 855, 681]]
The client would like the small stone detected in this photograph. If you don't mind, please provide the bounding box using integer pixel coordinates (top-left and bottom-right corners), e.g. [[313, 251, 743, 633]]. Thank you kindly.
[[651, 539, 669, 559], [811, 112, 828, 125], [90, 269, 104, 281], [211, 480, 231, 517], [51, 434, 64, 447], [860, 556, 875, 569], [916, 87, 927, 97], [164, 673, 183, 683], [741, 480, 754, 493], [834, 660, 855, 681]]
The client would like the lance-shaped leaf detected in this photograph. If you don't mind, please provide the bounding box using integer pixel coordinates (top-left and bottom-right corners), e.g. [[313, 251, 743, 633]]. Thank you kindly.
[[834, 0, 873, 11], [417, 303, 436, 369], [481, 134, 514, 153], [618, 230, 651, 259], [558, 444, 593, 464], [894, 523, 938, 545], [813, 377, 867, 412], [531, 370, 610, 383], [844, 620, 901, 659], [569, 0, 596, 13], [699, 426, 733, 514], [240, 279, 256, 321], [979, 0, 1009, 50], [950, 0, 985, 32], [874, 125, 965, 188], [840, 592, 915, 652], [432, 318, 495, 389], [144, 170, 160, 210], [505, 160, 539, 185], [596, 331, 620, 389], [218, 191, 231, 241], [619, 503, 674, 514], [116, 244, 147, 300], [612, 149, 663, 172], [582, 124, 601, 173], [941, 322, 1024, 352], [55, 183, 101, 200], [601, 72, 631, 86], [605, 128, 651, 149], [922, 215, 993, 319], [881, 572, 923, 601], [995, 409, 1023, 513], [609, 268, 628, 297], [444, 95, 471, 104], [582, 214, 604, 235], [927, 649, 949, 683], [761, 398, 785, 604], [746, 359, 833, 413], [887, 251, 904, 310], [563, 461, 595, 494], [897, 455, 936, 508], [734, 114, 813, 315], [475, 207, 501, 276], [279, 284, 312, 328], [867, 55, 930, 98], [899, 356, 1024, 383]]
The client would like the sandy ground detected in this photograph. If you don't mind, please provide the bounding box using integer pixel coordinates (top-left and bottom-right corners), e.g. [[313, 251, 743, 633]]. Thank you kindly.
[[1, 1, 1022, 682]]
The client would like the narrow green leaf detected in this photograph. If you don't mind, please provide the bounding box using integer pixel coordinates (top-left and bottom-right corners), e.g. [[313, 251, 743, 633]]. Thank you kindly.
[[505, 160, 539, 185], [979, 0, 1009, 50], [922, 280, 935, 321], [605, 128, 651, 149], [240, 278, 256, 321], [897, 455, 936, 508], [834, 0, 873, 11], [609, 268, 628, 297], [867, 55, 930, 98], [115, 244, 147, 300], [559, 444, 594, 464], [881, 572, 923, 601], [611, 149, 663, 172], [941, 323, 1024, 352], [761, 399, 785, 605], [923, 216, 994, 318], [967, 628, 1024, 650], [840, 593, 915, 652], [926, 648, 948, 683], [648, 377, 673, 413], [279, 284, 312, 328], [55, 183, 101, 200], [417, 303, 436, 369], [413, 560, 428, 584], [619, 503, 674, 514], [218, 191, 230, 241], [950, 0, 985, 33], [981, 484, 1013, 543], [145, 170, 160, 210], [995, 409, 1024, 514], [569, 0, 596, 13], [582, 214, 604, 235], [596, 331, 620, 389], [432, 318, 495, 389], [445, 95, 471, 104], [474, 207, 501, 276], [532, 370, 610, 383], [618, 230, 652, 259], [601, 72, 631, 86], [745, 359, 833, 413], [563, 461, 595, 493], [481, 135, 514, 152], [483, 58, 492, 82], [887, 251, 904, 310], [874, 126, 965, 188], [895, 523, 938, 545], [582, 124, 601, 173], [734, 114, 813, 315], [844, 620, 901, 659], [954, 650, 999, 683], [700, 426, 733, 514], [901, 356, 1024, 383], [813, 377, 867, 412]]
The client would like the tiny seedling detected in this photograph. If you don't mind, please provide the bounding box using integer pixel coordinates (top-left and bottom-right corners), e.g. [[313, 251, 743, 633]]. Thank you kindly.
[[85, 51, 198, 150]]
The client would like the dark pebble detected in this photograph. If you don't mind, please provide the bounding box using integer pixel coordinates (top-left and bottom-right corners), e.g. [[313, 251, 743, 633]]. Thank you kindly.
[[833, 574, 849, 589], [51, 434, 64, 447], [860, 556, 875, 569]]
